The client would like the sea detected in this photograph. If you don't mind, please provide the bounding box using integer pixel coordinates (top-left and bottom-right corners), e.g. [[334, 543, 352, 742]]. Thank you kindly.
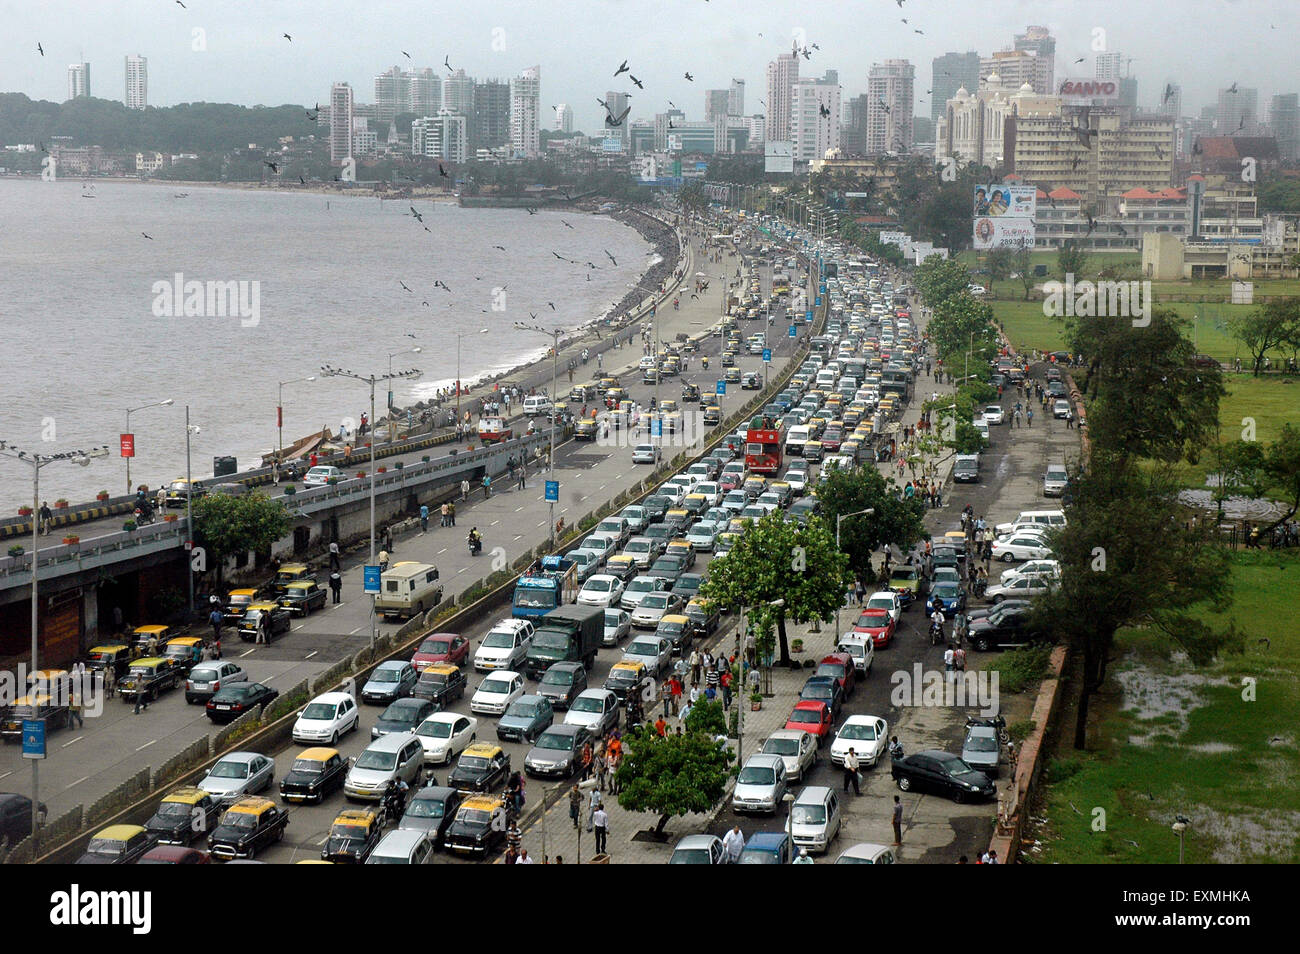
[[0, 178, 652, 511]]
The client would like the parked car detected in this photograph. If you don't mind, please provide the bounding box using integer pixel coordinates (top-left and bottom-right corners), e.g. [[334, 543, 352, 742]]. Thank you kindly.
[[784, 700, 834, 745], [738, 831, 794, 864], [835, 843, 898, 864], [962, 724, 1001, 778], [831, 715, 889, 768], [891, 750, 995, 802], [789, 785, 843, 854], [669, 834, 725, 864], [732, 753, 789, 815]]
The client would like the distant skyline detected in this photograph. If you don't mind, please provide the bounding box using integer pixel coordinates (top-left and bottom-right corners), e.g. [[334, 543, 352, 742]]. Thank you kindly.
[[3, 0, 1298, 134]]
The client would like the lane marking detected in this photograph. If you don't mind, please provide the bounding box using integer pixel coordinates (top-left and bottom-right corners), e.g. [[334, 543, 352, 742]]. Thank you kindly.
[[62, 736, 84, 748], [490, 520, 500, 526], [135, 739, 157, 752], [240, 648, 256, 658], [457, 567, 467, 573], [348, 627, 363, 635], [514, 506, 524, 512], [438, 548, 447, 555], [66, 775, 90, 789], [305, 651, 318, 659]]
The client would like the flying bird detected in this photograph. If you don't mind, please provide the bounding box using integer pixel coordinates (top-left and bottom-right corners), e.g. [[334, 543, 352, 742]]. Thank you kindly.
[[402, 51, 410, 59], [264, 160, 279, 173], [811, 43, 820, 50], [605, 250, 617, 265], [445, 56, 453, 72], [614, 60, 629, 77], [819, 104, 831, 118], [37, 42, 44, 56], [527, 207, 538, 215], [629, 75, 644, 89], [684, 72, 694, 81], [282, 33, 292, 41], [562, 220, 574, 229], [299, 175, 305, 185], [668, 100, 677, 109], [1074, 57, 1085, 64], [1162, 83, 1176, 105], [896, 0, 905, 6], [439, 163, 450, 178], [141, 232, 154, 240], [1085, 214, 1097, 237], [551, 251, 565, 259], [800, 48, 811, 59], [38, 141, 48, 154], [914, 28, 924, 34], [410, 205, 424, 222], [1227, 82, 1238, 94], [176, 0, 186, 7], [493, 245, 506, 251], [901, 18, 908, 23], [605, 104, 632, 126], [548, 302, 556, 310]]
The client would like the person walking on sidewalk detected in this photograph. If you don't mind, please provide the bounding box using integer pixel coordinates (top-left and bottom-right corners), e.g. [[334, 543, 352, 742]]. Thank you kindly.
[[447, 502, 456, 526], [329, 571, 342, 604], [461, 479, 470, 501], [843, 748, 861, 796], [420, 504, 429, 533], [892, 795, 904, 846], [722, 824, 745, 863], [38, 501, 53, 535], [592, 803, 609, 855], [440, 502, 449, 527], [568, 785, 582, 829], [209, 607, 223, 647]]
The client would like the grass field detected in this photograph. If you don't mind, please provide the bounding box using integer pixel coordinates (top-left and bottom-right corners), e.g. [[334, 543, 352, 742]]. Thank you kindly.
[[1031, 551, 1300, 864]]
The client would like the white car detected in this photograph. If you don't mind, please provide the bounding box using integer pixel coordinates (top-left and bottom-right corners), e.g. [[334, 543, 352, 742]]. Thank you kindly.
[[760, 729, 819, 782], [578, 573, 626, 609], [836, 843, 898, 864], [831, 715, 889, 768], [783, 469, 808, 493], [620, 575, 665, 611], [292, 691, 361, 744], [991, 535, 1054, 562], [581, 534, 617, 564], [985, 574, 1057, 602], [414, 712, 478, 765], [693, 482, 723, 507], [302, 465, 343, 487], [1000, 559, 1061, 585], [1053, 398, 1072, 418], [983, 405, 1005, 425], [864, 591, 902, 626], [603, 608, 632, 646], [473, 619, 534, 672], [470, 670, 524, 716]]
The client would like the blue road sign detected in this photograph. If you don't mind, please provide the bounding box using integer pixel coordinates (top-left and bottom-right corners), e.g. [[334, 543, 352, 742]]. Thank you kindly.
[[805, 310, 813, 323], [815, 296, 822, 307], [788, 325, 797, 338], [652, 418, 662, 437], [762, 348, 771, 362], [545, 480, 559, 503], [22, 719, 45, 760], [716, 380, 727, 396], [363, 565, 381, 595]]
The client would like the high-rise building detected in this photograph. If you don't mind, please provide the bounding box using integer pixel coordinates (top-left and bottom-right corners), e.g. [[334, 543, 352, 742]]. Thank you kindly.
[[68, 62, 91, 100], [1270, 93, 1300, 160], [791, 72, 841, 162], [411, 109, 469, 164], [473, 79, 512, 150], [931, 52, 980, 122], [125, 55, 147, 110], [765, 52, 800, 142], [745, 114, 766, 146], [1094, 52, 1125, 80], [1157, 82, 1182, 119], [1218, 86, 1259, 134], [729, 79, 745, 117], [553, 103, 574, 133], [329, 82, 354, 164], [374, 66, 403, 122], [842, 94, 870, 155], [406, 69, 441, 117], [705, 89, 730, 122], [442, 70, 474, 117], [867, 59, 915, 153], [509, 66, 541, 158], [980, 50, 1049, 96], [603, 90, 630, 147], [1014, 26, 1056, 94]]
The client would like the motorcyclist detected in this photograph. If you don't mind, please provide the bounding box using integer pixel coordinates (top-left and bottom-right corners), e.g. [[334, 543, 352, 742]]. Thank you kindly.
[[467, 528, 482, 556], [383, 778, 410, 824]]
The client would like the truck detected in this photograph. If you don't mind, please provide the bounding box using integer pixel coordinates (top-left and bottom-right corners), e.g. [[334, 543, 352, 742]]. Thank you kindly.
[[524, 604, 604, 679], [375, 561, 443, 620], [511, 554, 578, 621], [477, 416, 513, 444]]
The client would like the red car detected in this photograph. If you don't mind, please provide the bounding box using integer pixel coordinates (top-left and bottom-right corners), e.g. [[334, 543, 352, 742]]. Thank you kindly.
[[411, 632, 470, 670], [853, 608, 896, 648], [719, 473, 742, 492], [139, 846, 211, 864], [816, 652, 856, 698], [785, 700, 833, 745]]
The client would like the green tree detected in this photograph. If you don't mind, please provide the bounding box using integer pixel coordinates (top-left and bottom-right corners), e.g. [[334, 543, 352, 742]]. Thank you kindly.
[[699, 511, 850, 666], [1215, 425, 1300, 540], [1057, 241, 1088, 280], [816, 467, 927, 580], [679, 179, 708, 216], [914, 256, 973, 311], [984, 248, 1015, 297], [1014, 247, 1036, 301], [928, 292, 997, 362], [192, 492, 292, 583], [614, 726, 731, 836], [684, 698, 726, 735], [1229, 298, 1300, 376]]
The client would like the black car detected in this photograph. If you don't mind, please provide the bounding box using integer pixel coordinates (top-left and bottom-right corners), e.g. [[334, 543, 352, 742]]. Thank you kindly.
[[279, 749, 350, 804], [444, 798, 508, 858], [321, 810, 384, 864], [930, 546, 963, 572], [0, 793, 46, 843], [966, 599, 1031, 623], [412, 665, 468, 708], [968, 605, 1042, 651], [76, 827, 159, 864], [649, 555, 689, 587], [373, 698, 437, 739], [278, 580, 328, 616], [536, 662, 587, 710], [642, 496, 671, 524], [205, 682, 280, 724], [799, 675, 844, 718], [674, 573, 705, 602], [145, 788, 222, 845], [495, 695, 554, 744], [447, 746, 511, 794], [208, 798, 289, 861], [891, 750, 995, 803], [399, 785, 464, 848]]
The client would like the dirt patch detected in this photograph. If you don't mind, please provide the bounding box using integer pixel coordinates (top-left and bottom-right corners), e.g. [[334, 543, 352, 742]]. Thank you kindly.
[[1186, 803, 1300, 863], [1114, 666, 1219, 745]]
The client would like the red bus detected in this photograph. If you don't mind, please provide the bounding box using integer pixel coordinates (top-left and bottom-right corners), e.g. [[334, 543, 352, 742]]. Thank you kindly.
[[745, 427, 783, 476]]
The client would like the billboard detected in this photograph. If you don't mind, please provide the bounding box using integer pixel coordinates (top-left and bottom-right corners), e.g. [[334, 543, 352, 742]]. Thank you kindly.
[[1057, 78, 1119, 106], [972, 216, 1035, 250], [601, 137, 624, 153], [973, 184, 1036, 219], [764, 141, 794, 174], [879, 231, 909, 247]]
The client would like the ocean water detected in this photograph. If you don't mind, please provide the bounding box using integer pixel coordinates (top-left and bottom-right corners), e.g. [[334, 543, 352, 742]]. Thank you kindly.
[[0, 178, 651, 509]]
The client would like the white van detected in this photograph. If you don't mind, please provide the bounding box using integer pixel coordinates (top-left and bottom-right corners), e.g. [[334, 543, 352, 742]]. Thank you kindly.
[[972, 417, 990, 441], [365, 828, 435, 864], [789, 785, 843, 854], [374, 561, 444, 620], [995, 509, 1067, 537], [837, 634, 876, 674], [522, 395, 553, 415], [816, 370, 837, 389], [785, 425, 811, 457]]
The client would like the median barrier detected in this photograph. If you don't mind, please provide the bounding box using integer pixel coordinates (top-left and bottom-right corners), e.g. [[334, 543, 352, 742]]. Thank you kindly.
[[263, 679, 309, 724], [212, 704, 263, 751], [152, 737, 212, 791], [86, 767, 151, 829]]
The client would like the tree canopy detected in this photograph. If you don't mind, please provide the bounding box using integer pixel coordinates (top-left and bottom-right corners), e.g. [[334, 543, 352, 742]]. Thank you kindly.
[[614, 725, 731, 836], [192, 491, 292, 582], [815, 467, 928, 579]]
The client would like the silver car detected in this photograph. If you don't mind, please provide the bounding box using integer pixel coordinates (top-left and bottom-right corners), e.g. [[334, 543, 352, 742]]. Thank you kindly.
[[345, 733, 425, 801], [961, 724, 1000, 778], [732, 754, 788, 814], [198, 752, 275, 806], [760, 730, 819, 782], [563, 689, 621, 737], [621, 636, 672, 678], [603, 608, 632, 647]]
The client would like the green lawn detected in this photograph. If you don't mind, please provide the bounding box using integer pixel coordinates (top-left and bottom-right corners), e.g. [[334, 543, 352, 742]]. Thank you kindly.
[[1175, 375, 1300, 488], [1033, 551, 1300, 864]]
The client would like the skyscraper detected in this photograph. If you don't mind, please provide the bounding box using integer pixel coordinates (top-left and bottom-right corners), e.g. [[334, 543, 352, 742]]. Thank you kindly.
[[604, 90, 630, 147], [510, 66, 541, 158], [473, 79, 512, 150], [374, 66, 403, 122], [728, 79, 745, 117], [867, 59, 915, 153], [980, 50, 1049, 95], [1270, 93, 1299, 160], [442, 70, 474, 117], [931, 52, 980, 122], [705, 89, 730, 122], [1218, 86, 1259, 134], [553, 103, 574, 133], [406, 69, 441, 117], [765, 52, 800, 142], [68, 62, 91, 99], [329, 82, 354, 164], [842, 93, 870, 155], [791, 72, 841, 162], [1014, 26, 1056, 93], [125, 55, 147, 110]]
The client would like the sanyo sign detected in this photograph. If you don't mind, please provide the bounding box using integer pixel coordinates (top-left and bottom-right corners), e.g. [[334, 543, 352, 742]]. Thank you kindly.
[[1058, 79, 1119, 105]]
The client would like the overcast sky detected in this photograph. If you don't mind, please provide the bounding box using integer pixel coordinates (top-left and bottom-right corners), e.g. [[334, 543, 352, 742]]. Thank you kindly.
[[3, 0, 1297, 131]]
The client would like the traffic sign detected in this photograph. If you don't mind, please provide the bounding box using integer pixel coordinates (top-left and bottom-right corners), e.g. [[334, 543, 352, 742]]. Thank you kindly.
[[716, 380, 727, 396], [788, 325, 797, 338], [762, 348, 771, 362], [544, 480, 559, 503], [815, 296, 822, 307], [805, 310, 813, 323], [363, 565, 381, 595], [22, 719, 45, 760], [652, 418, 662, 437]]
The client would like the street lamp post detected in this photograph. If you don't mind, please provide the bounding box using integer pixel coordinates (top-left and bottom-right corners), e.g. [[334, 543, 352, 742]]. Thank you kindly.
[[835, 509, 875, 636], [0, 440, 108, 855], [277, 376, 316, 463], [123, 399, 174, 494], [185, 407, 201, 617], [386, 348, 422, 443], [451, 330, 489, 439], [515, 322, 561, 547]]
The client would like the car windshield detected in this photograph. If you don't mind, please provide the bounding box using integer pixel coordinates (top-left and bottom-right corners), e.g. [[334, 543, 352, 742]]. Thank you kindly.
[[156, 801, 191, 818], [371, 669, 399, 683], [789, 711, 820, 726], [585, 579, 612, 593], [407, 798, 445, 818], [480, 678, 514, 695], [381, 702, 421, 722], [540, 670, 573, 687], [839, 723, 878, 741], [866, 598, 894, 613], [572, 696, 603, 713], [628, 580, 655, 593], [418, 721, 452, 739], [482, 631, 516, 649], [670, 848, 714, 864], [458, 756, 489, 771], [966, 735, 999, 752], [508, 702, 542, 718], [355, 750, 397, 771], [763, 737, 799, 756], [329, 822, 369, 841], [221, 813, 259, 831], [628, 642, 658, 657], [208, 761, 249, 779], [535, 732, 573, 751], [641, 595, 668, 610], [514, 590, 555, 609], [792, 805, 826, 825], [626, 541, 649, 553], [85, 839, 125, 857], [420, 640, 451, 655], [418, 672, 449, 687], [737, 765, 776, 785], [455, 808, 492, 827]]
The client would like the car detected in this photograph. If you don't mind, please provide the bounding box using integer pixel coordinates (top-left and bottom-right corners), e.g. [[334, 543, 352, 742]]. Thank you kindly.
[[372, 698, 437, 739], [536, 661, 588, 710], [684, 597, 721, 638], [524, 723, 592, 779], [138, 846, 212, 864], [655, 614, 694, 654], [831, 715, 890, 768], [685, 520, 721, 552], [835, 843, 898, 864], [278, 580, 328, 616], [345, 734, 425, 801], [470, 670, 525, 716], [621, 575, 667, 611], [185, 660, 248, 704], [624, 633, 674, 676], [198, 752, 275, 806], [887, 567, 924, 604], [399, 784, 464, 847], [567, 550, 602, 584], [76, 824, 159, 865], [496, 695, 554, 744], [473, 619, 533, 672], [864, 591, 902, 626], [985, 574, 1056, 602], [448, 742, 512, 794], [669, 834, 725, 864], [117, 656, 183, 702], [931, 566, 962, 587], [724, 366, 742, 383], [631, 591, 686, 629], [145, 787, 222, 845], [412, 663, 469, 708], [650, 552, 692, 585], [603, 608, 632, 646], [444, 794, 509, 858], [624, 537, 665, 570], [292, 691, 360, 744], [414, 712, 479, 766], [361, 660, 419, 704], [929, 581, 966, 615], [160, 636, 205, 673], [1053, 398, 1072, 418], [603, 554, 639, 583], [891, 750, 996, 802], [789, 785, 843, 854], [785, 700, 834, 745], [1043, 464, 1069, 497], [815, 652, 856, 698], [1000, 560, 1061, 585], [205, 682, 279, 724], [279, 747, 350, 804], [991, 535, 1054, 563], [594, 517, 631, 547], [237, 602, 291, 642], [983, 405, 1005, 425], [732, 753, 789, 814], [411, 632, 471, 670], [800, 676, 844, 718], [760, 729, 819, 782], [603, 659, 650, 703], [321, 808, 384, 864], [853, 608, 896, 647], [366, 827, 437, 864], [967, 604, 1042, 651], [737, 831, 794, 864], [302, 465, 343, 487], [962, 724, 1001, 778], [563, 688, 621, 736], [578, 573, 626, 609], [207, 797, 288, 861]]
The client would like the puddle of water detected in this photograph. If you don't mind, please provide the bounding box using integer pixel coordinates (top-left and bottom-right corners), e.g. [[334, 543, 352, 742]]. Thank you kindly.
[[1178, 488, 1285, 522]]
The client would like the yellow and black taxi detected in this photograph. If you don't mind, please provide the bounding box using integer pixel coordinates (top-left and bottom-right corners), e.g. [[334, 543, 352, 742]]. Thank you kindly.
[[208, 796, 288, 861], [163, 478, 206, 507], [321, 808, 384, 864], [666, 538, 697, 566], [767, 480, 794, 506], [447, 741, 511, 794], [270, 562, 316, 597], [145, 786, 222, 845], [681, 382, 701, 403], [803, 439, 825, 462], [603, 659, 649, 703], [280, 747, 350, 804], [662, 508, 692, 535], [574, 417, 598, 441], [724, 366, 742, 383], [741, 476, 767, 500], [1, 691, 67, 740], [655, 614, 694, 654], [238, 601, 292, 642], [278, 579, 327, 617], [703, 404, 722, 426], [412, 662, 468, 708], [76, 824, 159, 864], [222, 587, 260, 626], [597, 376, 621, 393], [444, 794, 508, 858], [129, 624, 174, 656], [117, 657, 183, 702], [604, 386, 629, 405], [161, 636, 205, 673], [685, 597, 721, 637], [84, 643, 134, 679], [604, 554, 638, 582], [682, 493, 708, 517]]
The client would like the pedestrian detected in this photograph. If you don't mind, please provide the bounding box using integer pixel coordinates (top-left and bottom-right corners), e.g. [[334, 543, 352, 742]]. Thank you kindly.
[[482, 474, 491, 499], [606, 749, 620, 794], [981, 849, 1000, 864], [328, 540, 340, 572], [69, 684, 84, 729], [379, 549, 390, 572], [689, 649, 702, 687], [892, 794, 903, 846], [843, 747, 862, 795], [440, 502, 449, 527], [953, 645, 967, 671], [944, 644, 955, 673], [209, 606, 223, 646], [259, 612, 272, 646], [793, 847, 814, 864], [515, 848, 535, 864], [720, 668, 733, 710], [461, 478, 470, 501], [654, 715, 667, 737], [722, 824, 745, 863], [448, 501, 456, 526], [38, 501, 52, 535], [669, 675, 682, 715], [580, 741, 594, 781], [133, 681, 149, 715], [420, 504, 429, 533], [592, 803, 609, 854], [505, 819, 522, 861], [680, 700, 693, 724], [586, 787, 601, 832], [329, 571, 342, 604], [568, 785, 582, 829]]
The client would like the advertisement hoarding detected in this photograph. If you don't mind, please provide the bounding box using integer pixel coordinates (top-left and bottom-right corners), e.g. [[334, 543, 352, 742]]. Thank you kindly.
[[1057, 79, 1119, 106], [973, 184, 1036, 219], [764, 141, 794, 174], [972, 216, 1035, 250]]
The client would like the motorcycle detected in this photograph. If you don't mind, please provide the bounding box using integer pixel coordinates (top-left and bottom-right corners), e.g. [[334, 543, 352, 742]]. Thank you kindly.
[[966, 715, 1009, 744], [133, 506, 156, 526], [467, 534, 482, 557], [929, 620, 945, 646]]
